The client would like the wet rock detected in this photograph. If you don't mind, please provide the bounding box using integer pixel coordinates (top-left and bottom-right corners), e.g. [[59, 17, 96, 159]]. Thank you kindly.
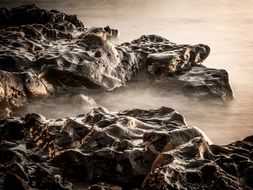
[[0, 107, 252, 189], [142, 137, 252, 190], [0, 70, 48, 118], [152, 66, 233, 102], [0, 5, 133, 117], [4, 172, 31, 190], [0, 5, 233, 117], [146, 44, 210, 74], [121, 35, 210, 66], [88, 182, 122, 190], [88, 26, 120, 39], [0, 106, 202, 189], [120, 35, 232, 102], [0, 4, 83, 28], [0, 6, 242, 189], [143, 126, 208, 154]]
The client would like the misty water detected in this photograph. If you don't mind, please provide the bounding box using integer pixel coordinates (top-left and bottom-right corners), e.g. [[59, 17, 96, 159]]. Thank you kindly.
[[2, 0, 253, 144]]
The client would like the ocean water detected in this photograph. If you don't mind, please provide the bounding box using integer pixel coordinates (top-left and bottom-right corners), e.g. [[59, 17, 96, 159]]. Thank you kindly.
[[1, 0, 253, 144]]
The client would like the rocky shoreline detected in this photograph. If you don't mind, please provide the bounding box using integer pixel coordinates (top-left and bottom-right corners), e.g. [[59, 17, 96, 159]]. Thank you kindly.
[[0, 5, 252, 190]]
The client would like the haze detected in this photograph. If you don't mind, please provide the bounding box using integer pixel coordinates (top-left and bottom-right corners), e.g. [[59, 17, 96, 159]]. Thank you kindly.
[[1, 0, 253, 144]]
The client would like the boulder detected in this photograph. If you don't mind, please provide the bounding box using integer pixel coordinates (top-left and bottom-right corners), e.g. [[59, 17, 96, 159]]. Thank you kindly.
[[0, 107, 252, 189], [152, 66, 233, 102], [0, 5, 234, 117]]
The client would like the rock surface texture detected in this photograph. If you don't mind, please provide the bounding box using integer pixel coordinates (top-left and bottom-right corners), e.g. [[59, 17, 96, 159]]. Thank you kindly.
[[0, 5, 233, 118], [0, 107, 252, 189], [0, 5, 248, 190]]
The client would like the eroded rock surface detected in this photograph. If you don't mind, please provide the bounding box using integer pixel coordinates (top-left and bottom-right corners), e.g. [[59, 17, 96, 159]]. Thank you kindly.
[[0, 5, 233, 118], [0, 70, 49, 118], [0, 4, 131, 117], [121, 35, 211, 73], [0, 107, 252, 189], [0, 6, 243, 189], [152, 66, 233, 101], [142, 136, 253, 190]]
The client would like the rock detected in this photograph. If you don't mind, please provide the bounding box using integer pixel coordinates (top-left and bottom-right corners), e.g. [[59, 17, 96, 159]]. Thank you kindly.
[[88, 182, 122, 190], [4, 172, 31, 190], [120, 35, 210, 67], [0, 4, 84, 29], [88, 26, 120, 39], [0, 3, 244, 190], [38, 32, 133, 91], [0, 107, 252, 189], [152, 66, 233, 102], [0, 4, 248, 190], [143, 126, 211, 154], [0, 5, 233, 117], [142, 137, 253, 190], [0, 70, 48, 118], [0, 5, 137, 117], [120, 35, 232, 102]]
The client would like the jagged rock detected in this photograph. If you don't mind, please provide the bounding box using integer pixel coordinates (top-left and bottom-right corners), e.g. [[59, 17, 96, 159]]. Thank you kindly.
[[0, 107, 187, 189], [0, 4, 83, 29], [88, 26, 119, 40], [121, 35, 210, 74], [0, 107, 252, 189], [152, 66, 233, 102], [120, 34, 233, 102], [0, 5, 136, 117], [142, 136, 253, 190], [0, 5, 233, 117], [0, 70, 49, 118], [0, 4, 249, 190]]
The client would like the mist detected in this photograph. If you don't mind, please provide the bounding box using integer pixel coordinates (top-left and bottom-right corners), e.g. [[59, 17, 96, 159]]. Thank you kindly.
[[2, 0, 253, 144], [21, 82, 244, 145]]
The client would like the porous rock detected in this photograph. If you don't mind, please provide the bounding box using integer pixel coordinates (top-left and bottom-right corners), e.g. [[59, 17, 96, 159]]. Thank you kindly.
[[152, 66, 233, 102], [0, 107, 252, 189], [0, 5, 233, 118], [0, 4, 248, 190]]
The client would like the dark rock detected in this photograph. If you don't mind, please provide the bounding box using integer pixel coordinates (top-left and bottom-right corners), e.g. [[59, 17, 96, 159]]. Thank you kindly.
[[88, 26, 119, 39], [6, 162, 29, 182], [0, 5, 243, 189], [0, 70, 48, 118], [0, 107, 252, 189], [0, 5, 233, 118], [142, 137, 250, 190], [0, 4, 83, 28], [88, 182, 122, 190], [243, 135, 253, 143], [152, 66, 233, 102], [0, 117, 24, 140], [0, 106, 206, 189], [4, 172, 31, 190], [145, 44, 210, 74]]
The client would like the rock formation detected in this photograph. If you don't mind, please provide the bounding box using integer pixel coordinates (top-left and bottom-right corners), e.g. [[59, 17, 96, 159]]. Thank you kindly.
[[0, 107, 252, 189], [0, 5, 249, 190], [0, 5, 233, 118]]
